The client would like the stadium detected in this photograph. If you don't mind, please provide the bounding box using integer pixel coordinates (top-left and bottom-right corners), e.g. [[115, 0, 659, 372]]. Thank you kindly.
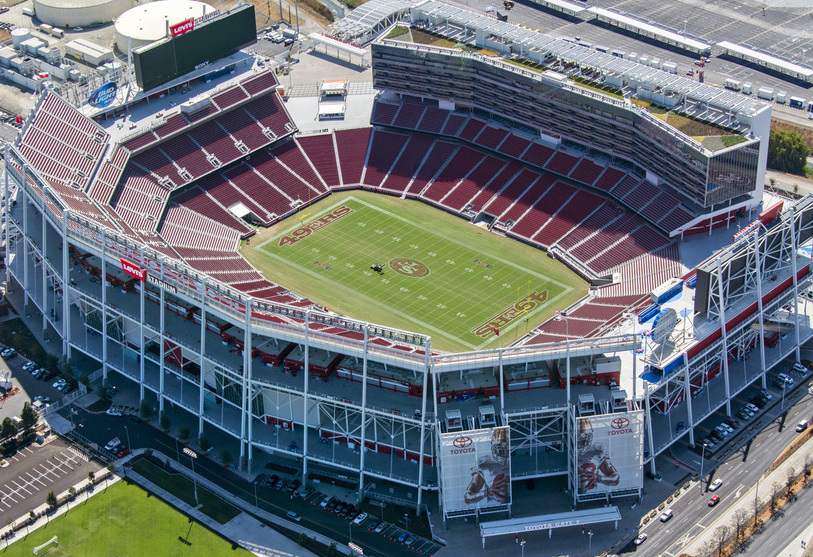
[[4, 0, 813, 529]]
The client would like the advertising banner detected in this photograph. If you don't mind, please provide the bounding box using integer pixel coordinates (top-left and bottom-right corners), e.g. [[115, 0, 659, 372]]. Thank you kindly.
[[440, 426, 511, 513], [88, 82, 118, 108], [576, 411, 644, 496], [120, 258, 145, 281], [170, 18, 194, 37]]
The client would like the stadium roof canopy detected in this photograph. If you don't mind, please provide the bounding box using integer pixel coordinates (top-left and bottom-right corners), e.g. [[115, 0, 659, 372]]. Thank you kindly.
[[586, 7, 713, 55], [717, 41, 813, 82], [330, 0, 419, 43], [413, 0, 767, 118]]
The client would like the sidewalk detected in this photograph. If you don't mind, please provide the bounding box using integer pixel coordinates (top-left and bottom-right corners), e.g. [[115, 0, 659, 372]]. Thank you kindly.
[[679, 434, 813, 556]]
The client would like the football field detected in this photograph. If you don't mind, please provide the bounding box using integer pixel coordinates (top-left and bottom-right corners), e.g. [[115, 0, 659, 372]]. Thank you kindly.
[[244, 192, 588, 352]]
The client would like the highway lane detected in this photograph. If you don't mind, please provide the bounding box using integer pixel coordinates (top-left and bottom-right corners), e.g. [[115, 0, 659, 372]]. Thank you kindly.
[[64, 406, 418, 557], [632, 384, 813, 557]]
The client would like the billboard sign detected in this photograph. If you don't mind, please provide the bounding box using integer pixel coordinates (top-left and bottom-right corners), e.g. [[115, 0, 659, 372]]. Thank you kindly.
[[88, 81, 118, 108], [440, 426, 511, 513], [120, 258, 145, 281], [170, 18, 194, 37], [576, 412, 644, 496]]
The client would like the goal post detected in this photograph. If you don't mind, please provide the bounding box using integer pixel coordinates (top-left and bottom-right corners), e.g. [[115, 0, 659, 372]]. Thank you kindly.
[[32, 535, 58, 556]]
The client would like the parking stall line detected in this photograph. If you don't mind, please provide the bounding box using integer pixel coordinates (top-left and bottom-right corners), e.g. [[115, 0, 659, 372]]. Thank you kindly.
[[11, 480, 31, 495], [1, 487, 20, 502], [26, 472, 46, 488], [37, 463, 61, 480], [15, 476, 37, 493]]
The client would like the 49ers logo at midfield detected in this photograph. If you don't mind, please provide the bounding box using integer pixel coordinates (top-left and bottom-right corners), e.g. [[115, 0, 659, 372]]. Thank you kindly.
[[390, 258, 429, 277], [451, 436, 474, 454]]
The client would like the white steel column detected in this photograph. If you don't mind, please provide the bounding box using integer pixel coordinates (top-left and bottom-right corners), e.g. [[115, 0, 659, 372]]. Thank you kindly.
[[3, 144, 9, 288], [241, 298, 252, 472], [139, 245, 145, 401], [158, 257, 165, 414], [40, 186, 47, 337], [198, 279, 207, 437], [790, 206, 801, 362], [684, 362, 694, 446], [645, 387, 656, 475], [22, 166, 29, 307], [61, 212, 70, 358], [716, 258, 732, 416], [302, 311, 310, 480], [416, 338, 431, 512], [754, 227, 767, 389], [358, 324, 369, 500], [101, 229, 108, 382]]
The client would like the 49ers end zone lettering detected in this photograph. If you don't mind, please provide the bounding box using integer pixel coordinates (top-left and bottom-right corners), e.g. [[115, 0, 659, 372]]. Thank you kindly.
[[278, 206, 354, 246]]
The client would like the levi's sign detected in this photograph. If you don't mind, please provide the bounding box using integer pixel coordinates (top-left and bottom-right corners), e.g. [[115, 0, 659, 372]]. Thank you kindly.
[[170, 18, 194, 37], [120, 258, 145, 281]]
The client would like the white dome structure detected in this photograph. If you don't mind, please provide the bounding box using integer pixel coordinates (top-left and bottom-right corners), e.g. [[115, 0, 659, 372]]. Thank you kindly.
[[33, 0, 134, 29], [115, 0, 215, 53]]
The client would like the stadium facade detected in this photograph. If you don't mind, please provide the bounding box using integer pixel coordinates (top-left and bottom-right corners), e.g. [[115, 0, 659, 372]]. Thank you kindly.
[[3, 0, 813, 521]]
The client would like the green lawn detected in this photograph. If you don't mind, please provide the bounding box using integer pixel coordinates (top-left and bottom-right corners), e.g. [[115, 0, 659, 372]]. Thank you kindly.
[[1, 481, 249, 557], [243, 191, 588, 352], [131, 460, 241, 524]]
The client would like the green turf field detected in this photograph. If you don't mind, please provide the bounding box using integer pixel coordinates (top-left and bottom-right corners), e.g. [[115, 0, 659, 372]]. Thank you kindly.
[[243, 192, 588, 352], [3, 481, 250, 557]]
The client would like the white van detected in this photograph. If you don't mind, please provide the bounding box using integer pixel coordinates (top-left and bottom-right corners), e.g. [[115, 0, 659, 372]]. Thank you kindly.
[[796, 419, 809, 432]]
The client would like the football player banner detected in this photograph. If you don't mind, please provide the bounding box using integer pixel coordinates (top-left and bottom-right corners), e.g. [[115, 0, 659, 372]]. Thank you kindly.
[[440, 426, 511, 513], [576, 412, 644, 496]]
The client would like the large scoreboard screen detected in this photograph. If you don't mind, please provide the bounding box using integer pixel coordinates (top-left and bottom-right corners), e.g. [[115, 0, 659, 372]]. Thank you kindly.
[[133, 4, 256, 92]]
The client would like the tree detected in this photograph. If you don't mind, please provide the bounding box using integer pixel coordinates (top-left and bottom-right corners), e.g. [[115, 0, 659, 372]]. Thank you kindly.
[[770, 481, 782, 512], [88, 470, 95, 484], [768, 130, 810, 175], [44, 354, 59, 374], [733, 508, 748, 543], [786, 467, 796, 498], [0, 417, 17, 441], [714, 525, 730, 557], [139, 400, 152, 421], [198, 435, 212, 453], [220, 449, 232, 468], [178, 426, 191, 444], [159, 412, 171, 432], [19, 402, 37, 432], [46, 491, 57, 509]]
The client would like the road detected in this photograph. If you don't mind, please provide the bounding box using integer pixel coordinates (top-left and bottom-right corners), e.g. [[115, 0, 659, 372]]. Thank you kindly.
[[740, 481, 813, 557], [627, 382, 813, 557], [63, 406, 429, 557]]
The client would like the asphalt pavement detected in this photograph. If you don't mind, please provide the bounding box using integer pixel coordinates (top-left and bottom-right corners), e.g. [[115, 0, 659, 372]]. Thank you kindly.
[[63, 406, 432, 557]]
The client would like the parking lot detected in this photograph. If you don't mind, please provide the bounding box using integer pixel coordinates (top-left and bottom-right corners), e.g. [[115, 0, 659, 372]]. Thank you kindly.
[[0, 436, 102, 520]]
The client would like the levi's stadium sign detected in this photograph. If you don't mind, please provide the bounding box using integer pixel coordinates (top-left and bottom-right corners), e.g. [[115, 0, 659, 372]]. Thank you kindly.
[[120, 258, 145, 281], [170, 18, 194, 37], [88, 81, 117, 108]]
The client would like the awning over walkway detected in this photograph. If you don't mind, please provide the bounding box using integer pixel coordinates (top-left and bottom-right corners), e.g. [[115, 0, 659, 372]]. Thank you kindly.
[[480, 506, 621, 543]]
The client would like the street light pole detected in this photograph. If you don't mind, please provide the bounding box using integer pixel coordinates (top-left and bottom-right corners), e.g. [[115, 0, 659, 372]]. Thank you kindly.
[[782, 380, 787, 410], [124, 425, 131, 452], [183, 447, 199, 507], [699, 442, 707, 492], [588, 530, 593, 550], [254, 481, 259, 508], [520, 539, 526, 557], [404, 512, 409, 533]]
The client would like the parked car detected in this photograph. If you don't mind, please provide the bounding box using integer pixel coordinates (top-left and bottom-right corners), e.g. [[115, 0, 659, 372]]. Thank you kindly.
[[397, 532, 409, 544], [116, 448, 130, 459], [106, 408, 123, 416], [1, 348, 16, 358], [708, 494, 720, 507], [793, 362, 806, 373], [759, 389, 773, 400], [23, 361, 36, 372], [286, 511, 301, 522], [104, 437, 122, 452], [374, 521, 387, 533], [709, 478, 723, 491], [353, 512, 368, 525], [404, 535, 417, 546]]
